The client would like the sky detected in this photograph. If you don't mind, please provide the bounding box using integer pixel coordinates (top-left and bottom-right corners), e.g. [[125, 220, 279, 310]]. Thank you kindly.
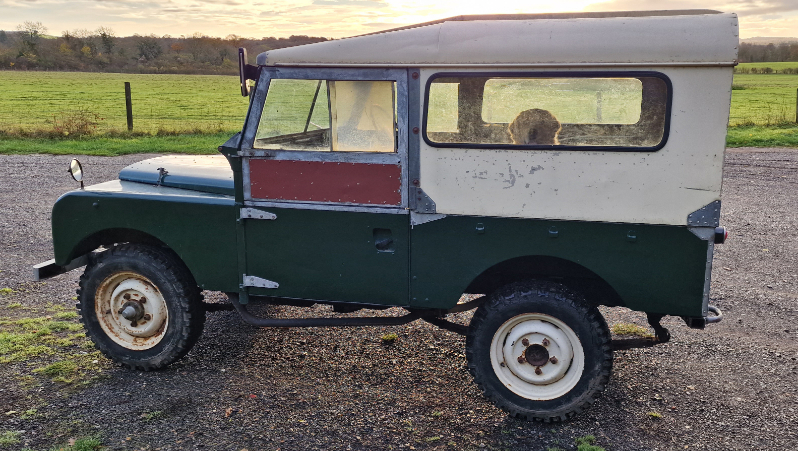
[[1, 0, 798, 40]]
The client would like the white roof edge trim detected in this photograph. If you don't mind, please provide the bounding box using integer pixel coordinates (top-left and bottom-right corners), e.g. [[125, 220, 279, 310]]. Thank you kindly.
[[266, 62, 739, 68], [257, 12, 739, 67]]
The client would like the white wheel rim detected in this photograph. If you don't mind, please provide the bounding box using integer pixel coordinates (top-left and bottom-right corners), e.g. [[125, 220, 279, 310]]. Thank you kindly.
[[94, 272, 169, 350], [490, 313, 585, 400]]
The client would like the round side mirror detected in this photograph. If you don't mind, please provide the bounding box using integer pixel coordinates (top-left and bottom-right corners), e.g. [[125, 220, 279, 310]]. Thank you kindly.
[[68, 158, 84, 188]]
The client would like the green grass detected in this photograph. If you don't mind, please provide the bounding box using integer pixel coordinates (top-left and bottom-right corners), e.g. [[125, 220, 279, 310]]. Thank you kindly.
[[380, 333, 398, 344], [39, 436, 103, 451], [610, 323, 654, 338], [0, 132, 229, 155], [0, 430, 20, 446], [0, 72, 249, 134], [729, 74, 798, 126], [727, 124, 798, 147], [0, 308, 107, 384]]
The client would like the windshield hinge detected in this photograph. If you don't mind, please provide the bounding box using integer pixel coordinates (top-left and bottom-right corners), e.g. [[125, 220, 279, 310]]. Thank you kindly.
[[240, 208, 277, 220], [242, 275, 279, 289]]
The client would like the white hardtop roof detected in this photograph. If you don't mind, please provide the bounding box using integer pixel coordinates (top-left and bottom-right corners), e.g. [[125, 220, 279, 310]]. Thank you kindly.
[[257, 10, 739, 68]]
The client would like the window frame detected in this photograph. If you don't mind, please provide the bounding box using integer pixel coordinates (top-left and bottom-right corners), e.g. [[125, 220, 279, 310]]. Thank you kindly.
[[239, 67, 410, 210], [422, 71, 673, 152]]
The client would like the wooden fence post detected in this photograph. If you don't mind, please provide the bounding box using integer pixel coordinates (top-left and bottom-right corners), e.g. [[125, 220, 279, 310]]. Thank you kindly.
[[125, 82, 133, 132]]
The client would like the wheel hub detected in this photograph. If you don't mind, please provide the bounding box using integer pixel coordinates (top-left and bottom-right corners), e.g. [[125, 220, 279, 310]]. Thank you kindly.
[[524, 343, 550, 366], [119, 301, 145, 322], [95, 273, 169, 350]]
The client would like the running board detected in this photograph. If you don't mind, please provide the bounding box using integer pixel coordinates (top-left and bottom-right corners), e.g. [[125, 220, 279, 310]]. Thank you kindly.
[[229, 293, 422, 327]]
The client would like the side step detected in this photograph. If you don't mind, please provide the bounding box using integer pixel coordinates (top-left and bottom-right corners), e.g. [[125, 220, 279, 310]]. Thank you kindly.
[[228, 294, 478, 333]]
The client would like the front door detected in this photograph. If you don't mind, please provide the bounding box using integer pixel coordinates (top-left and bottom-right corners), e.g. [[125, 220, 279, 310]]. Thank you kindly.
[[238, 68, 410, 306]]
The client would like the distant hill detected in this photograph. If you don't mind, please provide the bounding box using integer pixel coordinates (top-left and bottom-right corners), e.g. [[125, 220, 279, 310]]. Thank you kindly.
[[742, 37, 798, 45]]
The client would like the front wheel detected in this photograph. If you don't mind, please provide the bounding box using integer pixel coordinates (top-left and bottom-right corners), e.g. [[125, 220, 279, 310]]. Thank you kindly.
[[77, 244, 205, 370], [466, 281, 612, 421]]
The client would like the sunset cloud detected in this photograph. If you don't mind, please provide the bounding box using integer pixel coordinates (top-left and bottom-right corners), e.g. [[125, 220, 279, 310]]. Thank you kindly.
[[1, 0, 797, 39]]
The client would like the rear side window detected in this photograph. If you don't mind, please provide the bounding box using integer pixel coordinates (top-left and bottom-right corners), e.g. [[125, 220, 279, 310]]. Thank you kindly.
[[424, 73, 670, 150]]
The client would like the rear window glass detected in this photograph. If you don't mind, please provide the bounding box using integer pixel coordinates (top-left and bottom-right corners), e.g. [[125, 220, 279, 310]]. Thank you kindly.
[[424, 74, 669, 149]]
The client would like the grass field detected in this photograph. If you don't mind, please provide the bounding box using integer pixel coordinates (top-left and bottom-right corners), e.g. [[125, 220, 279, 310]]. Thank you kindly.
[[736, 62, 798, 71], [0, 72, 249, 135], [0, 133, 227, 155], [0, 70, 797, 151], [730, 74, 798, 125]]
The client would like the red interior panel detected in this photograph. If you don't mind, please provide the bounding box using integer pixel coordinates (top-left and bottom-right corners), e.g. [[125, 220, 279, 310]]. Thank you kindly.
[[249, 159, 402, 205]]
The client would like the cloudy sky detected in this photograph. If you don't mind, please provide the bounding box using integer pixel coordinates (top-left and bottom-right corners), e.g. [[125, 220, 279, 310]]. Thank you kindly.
[[1, 0, 797, 39]]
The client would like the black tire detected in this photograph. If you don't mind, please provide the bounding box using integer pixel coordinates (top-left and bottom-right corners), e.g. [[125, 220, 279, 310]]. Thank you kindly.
[[77, 244, 205, 370], [466, 281, 612, 421]]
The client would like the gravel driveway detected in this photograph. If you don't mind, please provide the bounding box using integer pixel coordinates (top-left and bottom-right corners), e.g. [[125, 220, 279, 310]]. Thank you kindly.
[[0, 148, 796, 451]]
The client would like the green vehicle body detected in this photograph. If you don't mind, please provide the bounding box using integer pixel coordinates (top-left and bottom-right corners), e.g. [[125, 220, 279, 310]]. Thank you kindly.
[[50, 157, 710, 318]]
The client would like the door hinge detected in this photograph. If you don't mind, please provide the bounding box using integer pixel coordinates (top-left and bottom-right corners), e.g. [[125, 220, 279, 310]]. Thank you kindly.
[[240, 208, 277, 220], [242, 275, 279, 289]]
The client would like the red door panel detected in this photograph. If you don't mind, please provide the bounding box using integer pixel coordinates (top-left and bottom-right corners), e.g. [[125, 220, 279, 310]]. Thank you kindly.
[[249, 159, 402, 205]]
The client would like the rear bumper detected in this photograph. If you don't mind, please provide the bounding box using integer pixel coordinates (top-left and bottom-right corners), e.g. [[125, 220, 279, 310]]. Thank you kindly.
[[32, 254, 88, 281]]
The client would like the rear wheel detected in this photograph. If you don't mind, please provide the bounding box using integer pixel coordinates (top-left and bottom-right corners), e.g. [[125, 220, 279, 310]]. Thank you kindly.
[[466, 281, 612, 421], [77, 244, 205, 370]]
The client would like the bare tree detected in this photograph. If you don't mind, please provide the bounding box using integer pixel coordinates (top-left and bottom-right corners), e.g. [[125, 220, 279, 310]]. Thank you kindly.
[[16, 21, 47, 53], [97, 27, 115, 55]]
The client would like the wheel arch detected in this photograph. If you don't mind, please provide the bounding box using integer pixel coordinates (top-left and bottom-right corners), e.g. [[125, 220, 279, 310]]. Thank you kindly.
[[464, 255, 625, 308], [64, 228, 199, 289]]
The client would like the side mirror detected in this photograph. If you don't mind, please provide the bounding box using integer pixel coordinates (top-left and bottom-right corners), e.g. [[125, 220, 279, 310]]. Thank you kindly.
[[68, 158, 84, 189], [238, 48, 259, 97]]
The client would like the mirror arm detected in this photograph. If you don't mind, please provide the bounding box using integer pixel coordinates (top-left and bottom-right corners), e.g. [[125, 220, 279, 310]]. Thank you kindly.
[[244, 64, 259, 81]]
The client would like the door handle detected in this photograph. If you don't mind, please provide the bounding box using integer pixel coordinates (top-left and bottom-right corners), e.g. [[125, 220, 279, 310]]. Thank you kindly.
[[373, 228, 395, 253]]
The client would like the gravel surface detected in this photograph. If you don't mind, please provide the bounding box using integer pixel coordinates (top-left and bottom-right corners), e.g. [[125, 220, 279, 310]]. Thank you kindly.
[[0, 149, 796, 451]]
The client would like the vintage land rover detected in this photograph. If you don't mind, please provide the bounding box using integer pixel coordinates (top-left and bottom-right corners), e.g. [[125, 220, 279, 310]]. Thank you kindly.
[[35, 11, 738, 421]]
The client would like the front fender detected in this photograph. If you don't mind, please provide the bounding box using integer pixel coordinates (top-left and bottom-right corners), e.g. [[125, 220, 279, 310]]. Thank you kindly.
[[52, 180, 238, 291]]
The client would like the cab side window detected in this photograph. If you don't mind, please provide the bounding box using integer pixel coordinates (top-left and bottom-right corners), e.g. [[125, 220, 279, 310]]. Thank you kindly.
[[255, 79, 397, 153], [425, 74, 669, 149]]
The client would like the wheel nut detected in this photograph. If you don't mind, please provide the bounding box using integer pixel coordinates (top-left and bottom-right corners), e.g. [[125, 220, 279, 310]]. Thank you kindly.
[[117, 308, 124, 314], [542, 338, 550, 347], [517, 355, 526, 364], [521, 338, 529, 347], [140, 296, 147, 304], [123, 293, 131, 300], [143, 314, 152, 321], [535, 367, 542, 375], [550, 356, 558, 364]]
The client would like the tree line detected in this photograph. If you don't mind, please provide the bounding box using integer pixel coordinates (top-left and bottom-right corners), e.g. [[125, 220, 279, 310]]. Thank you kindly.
[[739, 42, 798, 63], [0, 21, 328, 74]]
